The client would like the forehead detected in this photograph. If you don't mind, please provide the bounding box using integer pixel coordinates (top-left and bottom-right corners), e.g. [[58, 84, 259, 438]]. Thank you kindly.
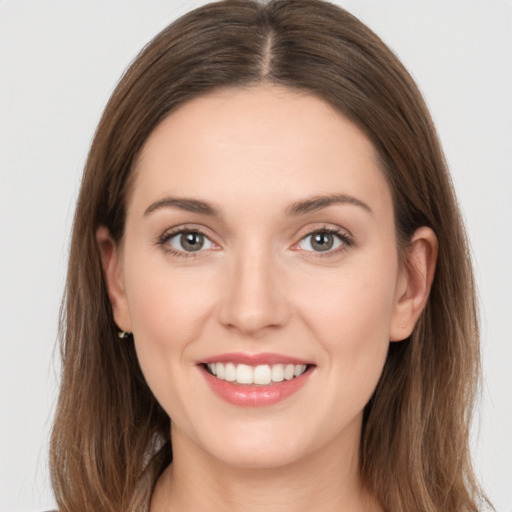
[[130, 85, 392, 219]]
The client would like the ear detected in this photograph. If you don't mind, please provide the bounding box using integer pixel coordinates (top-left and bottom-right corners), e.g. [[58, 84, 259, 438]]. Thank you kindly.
[[389, 226, 438, 342], [96, 226, 132, 333]]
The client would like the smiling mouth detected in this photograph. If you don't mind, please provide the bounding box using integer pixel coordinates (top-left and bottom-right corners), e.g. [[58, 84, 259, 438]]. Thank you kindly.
[[203, 362, 310, 386]]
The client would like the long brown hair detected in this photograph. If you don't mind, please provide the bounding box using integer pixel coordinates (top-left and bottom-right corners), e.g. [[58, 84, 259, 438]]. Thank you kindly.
[[50, 1, 486, 510]]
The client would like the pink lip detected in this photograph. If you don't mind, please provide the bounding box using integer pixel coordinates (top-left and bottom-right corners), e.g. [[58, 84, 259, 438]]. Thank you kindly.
[[200, 352, 311, 366], [198, 358, 314, 408]]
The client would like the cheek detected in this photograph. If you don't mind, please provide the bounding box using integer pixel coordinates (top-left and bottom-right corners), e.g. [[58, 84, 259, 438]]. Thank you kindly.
[[122, 254, 218, 403], [125, 252, 217, 342], [295, 252, 398, 388], [301, 259, 397, 332]]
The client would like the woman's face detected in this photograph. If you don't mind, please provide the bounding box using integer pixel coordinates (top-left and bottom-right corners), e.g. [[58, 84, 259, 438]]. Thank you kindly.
[[104, 85, 419, 469]]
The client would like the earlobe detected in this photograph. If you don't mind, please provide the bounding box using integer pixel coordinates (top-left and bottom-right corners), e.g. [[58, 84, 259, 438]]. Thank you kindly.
[[389, 226, 438, 342], [96, 226, 132, 333]]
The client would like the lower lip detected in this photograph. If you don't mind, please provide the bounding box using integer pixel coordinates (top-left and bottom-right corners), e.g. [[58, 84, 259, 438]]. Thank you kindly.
[[200, 366, 312, 407]]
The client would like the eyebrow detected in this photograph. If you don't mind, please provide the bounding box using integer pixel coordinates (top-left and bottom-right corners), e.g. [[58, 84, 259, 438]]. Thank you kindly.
[[144, 197, 221, 217], [285, 194, 373, 216], [143, 193, 372, 218]]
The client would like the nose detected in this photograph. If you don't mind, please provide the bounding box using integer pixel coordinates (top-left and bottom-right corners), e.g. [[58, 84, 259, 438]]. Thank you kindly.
[[218, 244, 291, 337]]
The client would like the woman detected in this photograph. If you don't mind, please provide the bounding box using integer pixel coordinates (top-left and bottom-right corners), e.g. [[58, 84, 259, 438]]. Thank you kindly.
[[49, 1, 488, 511]]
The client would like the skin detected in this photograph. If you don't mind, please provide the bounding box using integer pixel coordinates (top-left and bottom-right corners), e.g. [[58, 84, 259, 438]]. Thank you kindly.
[[98, 85, 437, 512]]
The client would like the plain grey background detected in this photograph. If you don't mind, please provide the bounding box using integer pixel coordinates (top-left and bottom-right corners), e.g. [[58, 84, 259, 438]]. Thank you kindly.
[[1, 1, 511, 511]]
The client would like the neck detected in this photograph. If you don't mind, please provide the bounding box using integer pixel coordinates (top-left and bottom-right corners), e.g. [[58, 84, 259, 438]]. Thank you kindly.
[[150, 420, 382, 512]]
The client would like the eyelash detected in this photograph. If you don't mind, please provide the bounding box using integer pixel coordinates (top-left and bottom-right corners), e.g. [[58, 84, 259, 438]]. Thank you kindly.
[[156, 226, 213, 260], [297, 227, 353, 258], [156, 225, 353, 260]]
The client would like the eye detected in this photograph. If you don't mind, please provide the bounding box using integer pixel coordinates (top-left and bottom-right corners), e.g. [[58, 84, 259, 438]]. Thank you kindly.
[[297, 228, 351, 253], [164, 230, 215, 253]]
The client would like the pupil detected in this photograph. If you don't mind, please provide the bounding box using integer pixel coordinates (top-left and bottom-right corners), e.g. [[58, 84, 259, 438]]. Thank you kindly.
[[312, 233, 333, 251], [181, 232, 203, 251]]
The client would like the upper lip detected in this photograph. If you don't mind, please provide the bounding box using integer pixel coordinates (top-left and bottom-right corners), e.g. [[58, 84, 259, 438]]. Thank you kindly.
[[200, 352, 313, 366]]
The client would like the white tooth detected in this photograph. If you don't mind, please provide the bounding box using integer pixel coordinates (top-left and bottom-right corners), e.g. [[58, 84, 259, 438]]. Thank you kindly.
[[294, 364, 307, 377], [225, 362, 236, 381], [253, 365, 272, 385], [284, 364, 295, 380], [207, 363, 217, 376], [216, 362, 225, 379], [236, 364, 254, 384], [271, 364, 285, 382]]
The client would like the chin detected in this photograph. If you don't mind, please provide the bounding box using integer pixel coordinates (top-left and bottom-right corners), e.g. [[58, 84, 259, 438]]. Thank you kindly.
[[211, 444, 306, 470], [191, 423, 320, 470]]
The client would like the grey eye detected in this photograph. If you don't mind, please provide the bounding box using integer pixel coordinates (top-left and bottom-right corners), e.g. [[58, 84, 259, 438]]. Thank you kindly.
[[298, 231, 343, 252], [168, 231, 214, 252]]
